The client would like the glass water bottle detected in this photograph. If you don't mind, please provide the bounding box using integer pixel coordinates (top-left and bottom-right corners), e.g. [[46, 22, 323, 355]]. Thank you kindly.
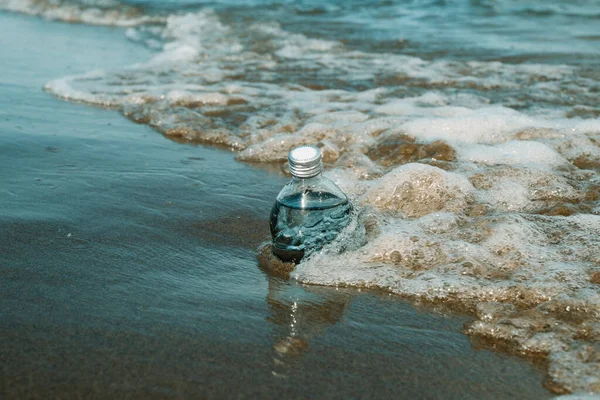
[[269, 145, 352, 263]]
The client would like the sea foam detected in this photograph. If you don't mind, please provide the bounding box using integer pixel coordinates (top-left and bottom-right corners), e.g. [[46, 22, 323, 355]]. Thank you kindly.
[[0, 0, 162, 26]]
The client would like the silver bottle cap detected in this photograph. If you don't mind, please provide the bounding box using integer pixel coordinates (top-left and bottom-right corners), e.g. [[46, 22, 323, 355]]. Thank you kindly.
[[288, 145, 323, 178]]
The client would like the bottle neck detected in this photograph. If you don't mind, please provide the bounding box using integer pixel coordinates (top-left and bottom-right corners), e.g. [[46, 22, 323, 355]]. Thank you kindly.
[[291, 172, 323, 184]]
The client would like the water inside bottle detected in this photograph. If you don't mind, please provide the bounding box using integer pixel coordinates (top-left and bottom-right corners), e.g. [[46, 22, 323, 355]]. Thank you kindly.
[[270, 190, 352, 262]]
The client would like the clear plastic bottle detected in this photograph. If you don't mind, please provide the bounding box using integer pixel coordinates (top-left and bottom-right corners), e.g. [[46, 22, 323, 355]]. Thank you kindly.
[[270, 145, 351, 263]]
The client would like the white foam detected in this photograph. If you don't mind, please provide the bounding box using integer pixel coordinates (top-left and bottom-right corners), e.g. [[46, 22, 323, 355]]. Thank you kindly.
[[0, 0, 162, 26], [363, 163, 476, 218], [44, 70, 120, 107], [165, 90, 229, 106], [471, 166, 583, 213], [401, 106, 534, 144], [459, 141, 570, 169]]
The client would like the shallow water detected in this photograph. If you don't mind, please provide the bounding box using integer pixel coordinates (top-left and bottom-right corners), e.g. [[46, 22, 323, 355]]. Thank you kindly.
[[1, 0, 599, 395]]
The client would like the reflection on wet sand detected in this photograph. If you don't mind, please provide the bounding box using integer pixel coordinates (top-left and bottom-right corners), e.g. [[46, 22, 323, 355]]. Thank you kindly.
[[265, 276, 352, 378], [258, 242, 354, 377]]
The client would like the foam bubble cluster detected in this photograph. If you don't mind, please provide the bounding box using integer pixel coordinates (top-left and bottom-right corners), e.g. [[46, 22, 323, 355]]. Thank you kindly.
[[4, 0, 600, 394]]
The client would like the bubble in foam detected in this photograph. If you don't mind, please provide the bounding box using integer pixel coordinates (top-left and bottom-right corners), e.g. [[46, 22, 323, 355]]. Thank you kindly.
[[469, 166, 583, 213], [459, 141, 570, 170], [555, 134, 600, 170], [366, 134, 457, 169], [363, 163, 476, 218], [333, 153, 383, 180]]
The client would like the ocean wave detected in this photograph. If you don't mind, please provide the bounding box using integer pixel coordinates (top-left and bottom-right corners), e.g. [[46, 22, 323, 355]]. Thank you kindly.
[[8, 0, 600, 394], [0, 0, 164, 26]]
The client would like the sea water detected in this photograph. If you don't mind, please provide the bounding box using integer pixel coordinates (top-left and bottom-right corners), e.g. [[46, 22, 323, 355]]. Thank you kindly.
[[2, 0, 600, 394], [270, 191, 351, 262]]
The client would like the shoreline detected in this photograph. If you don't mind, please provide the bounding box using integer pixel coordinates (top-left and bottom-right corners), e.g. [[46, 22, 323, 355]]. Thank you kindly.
[[0, 10, 556, 399]]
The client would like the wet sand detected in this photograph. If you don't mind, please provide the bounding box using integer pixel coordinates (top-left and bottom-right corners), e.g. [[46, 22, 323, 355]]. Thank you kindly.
[[0, 11, 551, 399]]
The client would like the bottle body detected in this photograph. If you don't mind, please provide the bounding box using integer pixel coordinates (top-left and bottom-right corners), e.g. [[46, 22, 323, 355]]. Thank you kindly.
[[270, 175, 351, 263]]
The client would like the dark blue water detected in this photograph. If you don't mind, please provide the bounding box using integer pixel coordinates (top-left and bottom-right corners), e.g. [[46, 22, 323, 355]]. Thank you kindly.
[[270, 191, 351, 261], [126, 0, 600, 64]]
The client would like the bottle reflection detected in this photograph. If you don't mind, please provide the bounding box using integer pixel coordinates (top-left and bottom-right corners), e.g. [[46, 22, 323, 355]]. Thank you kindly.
[[265, 276, 352, 378]]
